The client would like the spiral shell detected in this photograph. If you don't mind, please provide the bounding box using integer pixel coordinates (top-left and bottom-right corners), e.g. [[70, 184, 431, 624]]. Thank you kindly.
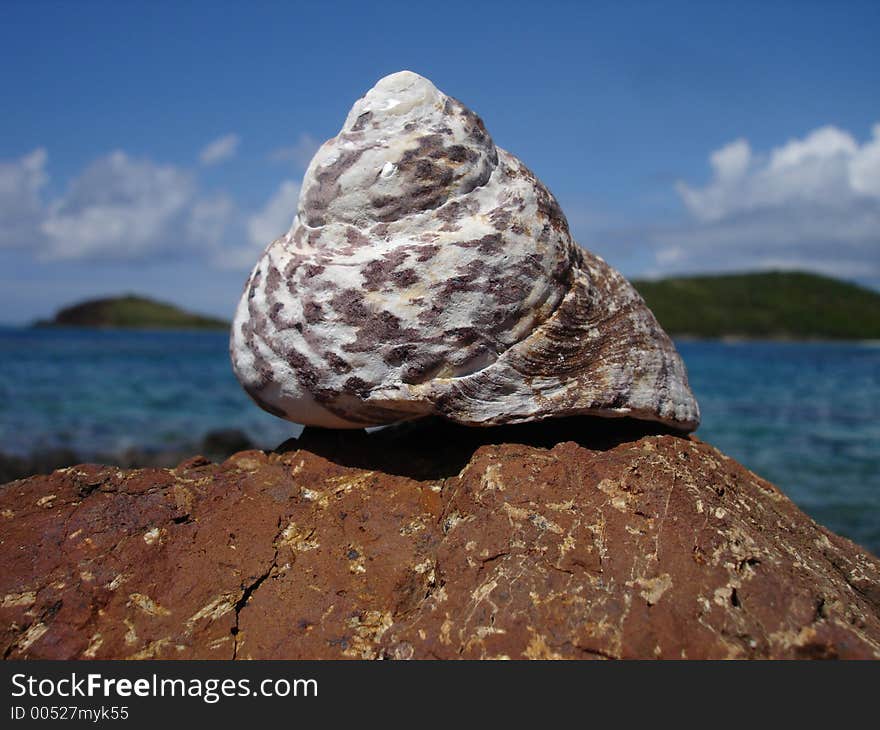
[[231, 71, 700, 431]]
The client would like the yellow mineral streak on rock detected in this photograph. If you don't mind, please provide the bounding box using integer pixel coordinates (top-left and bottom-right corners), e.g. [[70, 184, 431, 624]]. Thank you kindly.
[[502, 502, 529, 521], [475, 625, 506, 639], [143, 527, 161, 545], [300, 487, 328, 508], [348, 557, 367, 574], [278, 521, 320, 551], [36, 494, 57, 507], [529, 513, 563, 534], [171, 483, 194, 514], [186, 594, 236, 633], [471, 579, 498, 604], [123, 618, 138, 645], [82, 632, 103, 658], [597, 478, 634, 512], [228, 454, 264, 471], [524, 630, 564, 660], [431, 584, 448, 605], [2, 591, 36, 608], [713, 583, 740, 607], [413, 558, 434, 574], [17, 622, 48, 652], [399, 518, 426, 536], [481, 463, 504, 492], [208, 636, 231, 650], [440, 618, 454, 645], [443, 511, 469, 533], [108, 573, 130, 591], [343, 610, 393, 659], [326, 471, 375, 496], [127, 638, 171, 660], [128, 593, 171, 617], [628, 573, 674, 606]]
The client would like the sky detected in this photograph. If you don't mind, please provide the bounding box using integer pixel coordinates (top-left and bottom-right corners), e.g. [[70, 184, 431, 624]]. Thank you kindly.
[[1, 0, 879, 323]]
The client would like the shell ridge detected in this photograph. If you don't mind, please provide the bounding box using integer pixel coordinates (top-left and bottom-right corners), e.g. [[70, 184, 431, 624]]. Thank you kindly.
[[230, 71, 701, 432]]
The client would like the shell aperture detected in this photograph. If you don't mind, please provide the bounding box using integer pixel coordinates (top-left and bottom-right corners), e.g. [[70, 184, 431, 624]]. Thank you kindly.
[[231, 71, 700, 432]]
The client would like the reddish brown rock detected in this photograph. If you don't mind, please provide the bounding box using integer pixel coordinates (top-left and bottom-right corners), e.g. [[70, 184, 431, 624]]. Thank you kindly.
[[1, 419, 878, 659]]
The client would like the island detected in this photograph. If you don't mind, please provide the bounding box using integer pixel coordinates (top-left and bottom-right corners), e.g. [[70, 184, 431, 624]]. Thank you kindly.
[[34, 294, 230, 331], [31, 272, 880, 339], [632, 271, 880, 340]]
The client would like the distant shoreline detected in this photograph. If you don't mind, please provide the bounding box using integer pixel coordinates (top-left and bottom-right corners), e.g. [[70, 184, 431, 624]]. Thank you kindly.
[[0, 428, 259, 484], [10, 270, 880, 339], [3, 325, 877, 344], [33, 294, 229, 331], [672, 334, 880, 345], [632, 271, 880, 341], [30, 323, 231, 333]]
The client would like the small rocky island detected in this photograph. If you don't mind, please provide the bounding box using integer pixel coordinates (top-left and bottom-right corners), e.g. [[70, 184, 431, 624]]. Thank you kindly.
[[35, 295, 228, 331]]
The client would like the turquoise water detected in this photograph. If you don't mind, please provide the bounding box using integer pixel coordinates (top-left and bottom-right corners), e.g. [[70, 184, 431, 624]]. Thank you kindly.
[[0, 328, 877, 554]]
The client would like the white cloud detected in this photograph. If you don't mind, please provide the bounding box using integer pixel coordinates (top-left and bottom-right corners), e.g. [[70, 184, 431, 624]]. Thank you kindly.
[[247, 180, 300, 248], [199, 133, 240, 166], [0, 148, 49, 249], [0, 143, 311, 270], [40, 151, 196, 260], [850, 124, 880, 197], [653, 122, 880, 280], [269, 133, 320, 169], [187, 194, 235, 246], [0, 131, 306, 268], [210, 179, 300, 271]]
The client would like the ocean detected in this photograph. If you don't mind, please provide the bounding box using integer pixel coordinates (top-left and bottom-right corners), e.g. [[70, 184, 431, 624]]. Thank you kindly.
[[1, 327, 877, 554]]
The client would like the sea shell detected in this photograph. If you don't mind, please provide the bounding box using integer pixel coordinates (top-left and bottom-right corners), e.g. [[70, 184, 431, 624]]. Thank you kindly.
[[231, 71, 700, 431]]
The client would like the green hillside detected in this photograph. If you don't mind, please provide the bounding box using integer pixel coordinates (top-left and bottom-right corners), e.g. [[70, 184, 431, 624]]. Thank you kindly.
[[632, 271, 880, 339], [32, 273, 880, 338], [36, 295, 229, 331]]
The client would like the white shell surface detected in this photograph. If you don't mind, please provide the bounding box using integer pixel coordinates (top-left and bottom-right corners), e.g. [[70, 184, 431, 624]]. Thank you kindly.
[[231, 71, 700, 431]]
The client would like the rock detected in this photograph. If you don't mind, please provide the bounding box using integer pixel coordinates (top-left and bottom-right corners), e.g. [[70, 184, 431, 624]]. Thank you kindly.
[[1, 419, 878, 659], [0, 430, 255, 484], [199, 429, 255, 459], [0, 448, 80, 485]]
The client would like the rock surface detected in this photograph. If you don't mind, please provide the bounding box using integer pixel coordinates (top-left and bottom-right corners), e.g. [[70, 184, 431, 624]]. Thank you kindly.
[[2, 419, 878, 660]]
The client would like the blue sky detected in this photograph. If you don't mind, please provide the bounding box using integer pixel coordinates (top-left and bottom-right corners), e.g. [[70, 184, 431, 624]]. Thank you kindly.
[[1, 0, 879, 323]]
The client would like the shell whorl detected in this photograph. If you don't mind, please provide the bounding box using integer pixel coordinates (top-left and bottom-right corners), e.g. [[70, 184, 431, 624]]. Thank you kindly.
[[231, 70, 700, 431]]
